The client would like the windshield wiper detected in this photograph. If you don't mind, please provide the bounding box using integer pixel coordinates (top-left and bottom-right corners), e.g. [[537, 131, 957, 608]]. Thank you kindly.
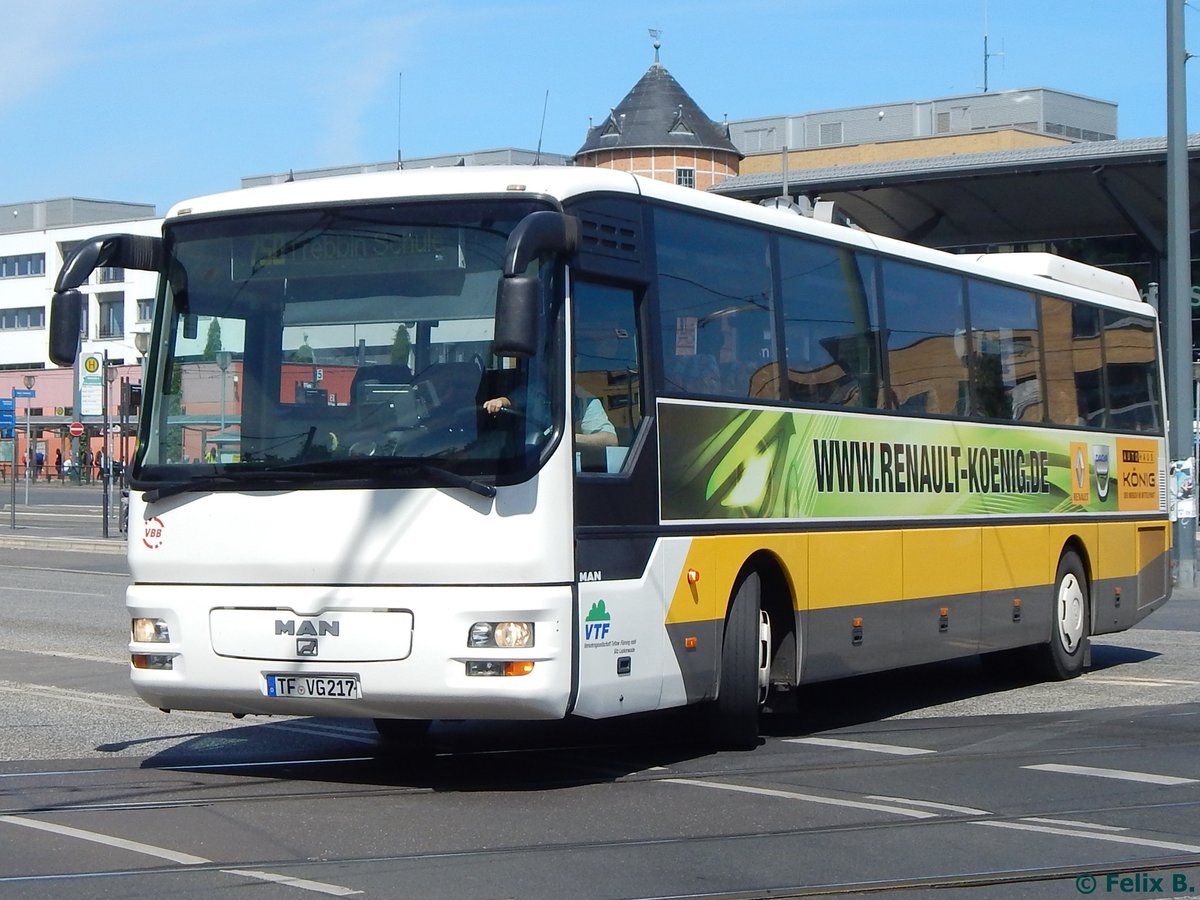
[[265, 458, 497, 498], [139, 471, 325, 503], [405, 463, 496, 498], [137, 461, 496, 503]]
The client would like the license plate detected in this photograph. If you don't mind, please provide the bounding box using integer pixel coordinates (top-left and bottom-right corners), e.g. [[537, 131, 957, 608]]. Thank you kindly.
[[265, 674, 360, 699]]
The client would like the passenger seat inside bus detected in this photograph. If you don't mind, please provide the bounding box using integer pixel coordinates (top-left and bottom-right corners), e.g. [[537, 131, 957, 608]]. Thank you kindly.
[[350, 364, 412, 402]]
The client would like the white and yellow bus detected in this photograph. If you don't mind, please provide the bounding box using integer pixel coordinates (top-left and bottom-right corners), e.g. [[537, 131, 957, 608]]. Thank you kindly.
[[50, 167, 1170, 748]]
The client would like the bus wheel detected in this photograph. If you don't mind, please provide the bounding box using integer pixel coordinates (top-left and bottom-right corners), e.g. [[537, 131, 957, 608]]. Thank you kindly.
[[707, 571, 769, 749], [1038, 551, 1090, 680], [373, 718, 432, 744]]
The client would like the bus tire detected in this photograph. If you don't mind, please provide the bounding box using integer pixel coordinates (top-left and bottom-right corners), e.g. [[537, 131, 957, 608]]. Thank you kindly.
[[373, 718, 432, 744], [1037, 551, 1090, 680], [707, 571, 766, 750]]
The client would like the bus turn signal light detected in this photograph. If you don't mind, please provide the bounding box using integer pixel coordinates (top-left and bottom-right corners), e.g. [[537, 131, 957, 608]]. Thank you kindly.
[[131, 654, 173, 670], [465, 660, 535, 677]]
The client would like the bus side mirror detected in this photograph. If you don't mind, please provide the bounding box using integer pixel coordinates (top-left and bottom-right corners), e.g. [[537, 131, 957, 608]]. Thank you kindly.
[[493, 276, 539, 357], [493, 211, 578, 358], [48, 289, 83, 367], [50, 233, 165, 367]]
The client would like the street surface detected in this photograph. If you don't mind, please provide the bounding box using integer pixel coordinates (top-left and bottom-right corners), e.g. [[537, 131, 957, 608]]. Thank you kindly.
[[0, 488, 1197, 898]]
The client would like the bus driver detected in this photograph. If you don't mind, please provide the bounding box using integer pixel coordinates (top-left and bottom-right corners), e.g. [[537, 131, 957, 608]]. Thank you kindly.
[[484, 387, 617, 447]]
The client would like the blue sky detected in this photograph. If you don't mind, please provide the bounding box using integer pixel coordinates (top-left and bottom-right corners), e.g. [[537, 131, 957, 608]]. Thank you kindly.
[[4, 0, 1197, 214]]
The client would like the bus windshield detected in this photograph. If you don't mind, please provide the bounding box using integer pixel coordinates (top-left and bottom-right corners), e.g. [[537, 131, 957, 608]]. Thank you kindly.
[[131, 198, 560, 494]]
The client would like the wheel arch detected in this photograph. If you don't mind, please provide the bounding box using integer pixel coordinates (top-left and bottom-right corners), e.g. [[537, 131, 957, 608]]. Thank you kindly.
[[728, 550, 797, 689]]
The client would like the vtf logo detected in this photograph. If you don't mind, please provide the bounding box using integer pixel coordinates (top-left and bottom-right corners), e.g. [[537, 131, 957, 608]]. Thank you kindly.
[[585, 621, 610, 640], [584, 599, 612, 640]]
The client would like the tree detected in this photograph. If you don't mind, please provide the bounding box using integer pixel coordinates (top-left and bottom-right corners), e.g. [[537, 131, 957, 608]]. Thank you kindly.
[[203, 318, 223, 359], [391, 324, 412, 368], [293, 332, 315, 363]]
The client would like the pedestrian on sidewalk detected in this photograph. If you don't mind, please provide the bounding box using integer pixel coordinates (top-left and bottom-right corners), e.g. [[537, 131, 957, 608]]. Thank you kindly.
[[53, 448, 62, 482]]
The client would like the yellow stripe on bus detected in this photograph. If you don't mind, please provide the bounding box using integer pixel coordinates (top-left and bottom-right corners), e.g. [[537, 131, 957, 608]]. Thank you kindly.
[[665, 520, 1168, 624]]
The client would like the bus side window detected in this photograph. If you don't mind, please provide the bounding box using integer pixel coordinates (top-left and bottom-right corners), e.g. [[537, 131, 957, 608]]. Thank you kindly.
[[879, 259, 968, 417], [654, 207, 780, 401], [573, 281, 642, 474], [779, 236, 880, 408], [967, 280, 1043, 422]]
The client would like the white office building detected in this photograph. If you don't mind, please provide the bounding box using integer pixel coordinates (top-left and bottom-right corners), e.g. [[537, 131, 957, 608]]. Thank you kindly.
[[0, 199, 161, 374]]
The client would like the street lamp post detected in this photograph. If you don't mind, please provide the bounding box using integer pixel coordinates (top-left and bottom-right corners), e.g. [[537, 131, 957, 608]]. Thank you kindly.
[[22, 374, 35, 506], [215, 350, 231, 463], [102, 361, 116, 538]]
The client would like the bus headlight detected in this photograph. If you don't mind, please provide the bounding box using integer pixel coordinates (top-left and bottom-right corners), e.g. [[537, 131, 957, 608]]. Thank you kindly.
[[467, 621, 533, 649], [132, 617, 170, 643]]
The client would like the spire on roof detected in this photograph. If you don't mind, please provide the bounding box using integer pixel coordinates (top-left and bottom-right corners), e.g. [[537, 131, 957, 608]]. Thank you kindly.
[[649, 28, 662, 67]]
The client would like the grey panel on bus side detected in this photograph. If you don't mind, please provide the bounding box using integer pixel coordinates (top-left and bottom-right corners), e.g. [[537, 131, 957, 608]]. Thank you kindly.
[[800, 591, 1045, 683], [665, 619, 723, 703]]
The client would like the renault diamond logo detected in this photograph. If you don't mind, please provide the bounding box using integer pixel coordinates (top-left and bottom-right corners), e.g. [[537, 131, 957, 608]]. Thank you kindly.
[[296, 638, 319, 657]]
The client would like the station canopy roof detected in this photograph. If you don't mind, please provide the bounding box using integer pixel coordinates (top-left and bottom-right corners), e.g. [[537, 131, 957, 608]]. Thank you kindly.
[[710, 135, 1200, 251]]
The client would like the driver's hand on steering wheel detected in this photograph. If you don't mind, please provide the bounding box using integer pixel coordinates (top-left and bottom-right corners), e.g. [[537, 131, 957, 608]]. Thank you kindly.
[[484, 396, 511, 416]]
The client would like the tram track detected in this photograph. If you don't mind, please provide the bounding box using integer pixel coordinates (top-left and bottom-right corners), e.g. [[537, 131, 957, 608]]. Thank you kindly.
[[0, 795, 1196, 899], [0, 724, 1195, 897]]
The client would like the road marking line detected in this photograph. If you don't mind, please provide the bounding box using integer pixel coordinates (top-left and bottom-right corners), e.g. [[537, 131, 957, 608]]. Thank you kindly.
[[1023, 817, 1128, 832], [168, 756, 376, 771], [975, 819, 1200, 853], [0, 816, 362, 895], [0, 814, 210, 865], [664, 778, 938, 818], [0, 647, 125, 664], [1023, 763, 1197, 785], [1087, 677, 1199, 686], [865, 795, 989, 815], [223, 869, 363, 896], [0, 681, 376, 745], [0, 585, 109, 598], [0, 767, 115, 779], [785, 737, 934, 756]]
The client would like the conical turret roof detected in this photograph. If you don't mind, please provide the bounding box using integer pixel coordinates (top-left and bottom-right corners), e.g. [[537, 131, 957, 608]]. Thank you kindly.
[[576, 60, 741, 158]]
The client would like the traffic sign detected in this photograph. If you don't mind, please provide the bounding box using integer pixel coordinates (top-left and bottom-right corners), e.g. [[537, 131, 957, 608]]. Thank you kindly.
[[10, 389, 34, 399], [69, 422, 86, 438]]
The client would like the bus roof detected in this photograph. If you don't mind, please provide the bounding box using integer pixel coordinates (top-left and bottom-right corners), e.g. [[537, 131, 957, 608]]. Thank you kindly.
[[166, 165, 1153, 315]]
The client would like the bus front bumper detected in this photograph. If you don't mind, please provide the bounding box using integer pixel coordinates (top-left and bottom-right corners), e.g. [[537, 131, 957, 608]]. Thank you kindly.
[[126, 583, 574, 721]]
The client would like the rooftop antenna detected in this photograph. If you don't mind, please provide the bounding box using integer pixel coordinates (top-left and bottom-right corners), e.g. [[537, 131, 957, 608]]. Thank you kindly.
[[649, 27, 662, 65], [982, 1, 1005, 92], [534, 89, 549, 165], [396, 72, 404, 170]]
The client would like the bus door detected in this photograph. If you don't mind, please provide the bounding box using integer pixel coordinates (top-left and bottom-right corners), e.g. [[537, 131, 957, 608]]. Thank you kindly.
[[570, 277, 668, 718]]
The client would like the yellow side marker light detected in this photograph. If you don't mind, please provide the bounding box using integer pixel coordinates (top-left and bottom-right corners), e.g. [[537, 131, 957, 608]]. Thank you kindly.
[[687, 569, 700, 585], [504, 661, 535, 676], [684, 637, 698, 650]]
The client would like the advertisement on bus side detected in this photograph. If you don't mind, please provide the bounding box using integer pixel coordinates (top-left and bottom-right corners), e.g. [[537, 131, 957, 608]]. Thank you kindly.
[[658, 402, 1162, 522]]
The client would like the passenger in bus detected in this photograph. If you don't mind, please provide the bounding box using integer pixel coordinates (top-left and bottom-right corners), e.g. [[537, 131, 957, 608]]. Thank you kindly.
[[483, 387, 617, 447]]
